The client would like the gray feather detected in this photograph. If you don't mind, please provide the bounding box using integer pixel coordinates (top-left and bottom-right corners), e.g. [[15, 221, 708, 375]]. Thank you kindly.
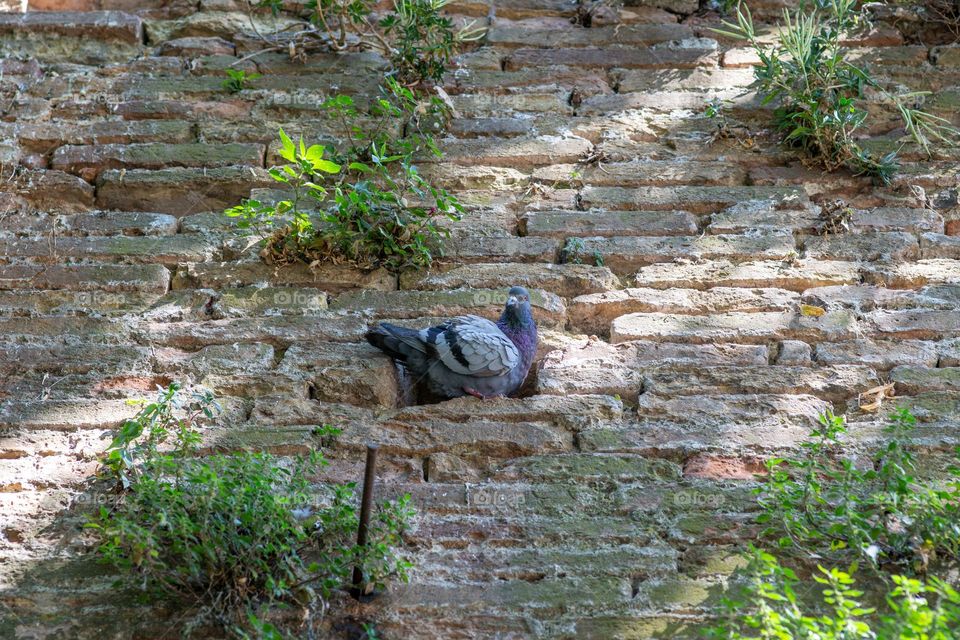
[[426, 315, 519, 377]]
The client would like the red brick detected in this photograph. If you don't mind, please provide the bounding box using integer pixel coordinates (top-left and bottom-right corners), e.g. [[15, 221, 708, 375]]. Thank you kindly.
[[0, 11, 143, 43], [505, 46, 717, 70]]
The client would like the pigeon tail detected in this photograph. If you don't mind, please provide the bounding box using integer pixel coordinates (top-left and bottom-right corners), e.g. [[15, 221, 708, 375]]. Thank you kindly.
[[365, 323, 430, 375]]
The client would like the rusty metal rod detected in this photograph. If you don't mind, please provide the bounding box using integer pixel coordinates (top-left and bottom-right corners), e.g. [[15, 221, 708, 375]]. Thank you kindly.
[[351, 443, 378, 598]]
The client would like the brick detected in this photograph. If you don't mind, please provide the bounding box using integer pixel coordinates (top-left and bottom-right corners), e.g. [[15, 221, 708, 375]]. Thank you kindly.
[[580, 88, 755, 113], [532, 160, 747, 187], [814, 340, 939, 370], [0, 11, 143, 43], [420, 164, 529, 191], [576, 232, 796, 272], [709, 201, 821, 234], [386, 576, 632, 610], [400, 263, 618, 298], [485, 0, 575, 18], [568, 287, 798, 335], [610, 310, 857, 344], [0, 289, 162, 316], [939, 338, 960, 367], [192, 286, 329, 316], [891, 366, 960, 394], [617, 67, 755, 93], [157, 35, 235, 56], [522, 209, 698, 238], [852, 207, 944, 233], [0, 211, 178, 236], [153, 343, 275, 377], [644, 365, 879, 402], [863, 260, 960, 289], [17, 120, 194, 151], [920, 232, 960, 259], [173, 261, 397, 293], [330, 288, 566, 329], [892, 392, 960, 425], [579, 185, 807, 213], [444, 234, 560, 263], [801, 284, 923, 311], [505, 45, 716, 70], [0, 317, 131, 343], [145, 10, 303, 43], [96, 166, 273, 214], [581, 395, 831, 453], [136, 315, 367, 349], [277, 342, 399, 408], [13, 169, 95, 212], [869, 309, 960, 339], [537, 339, 768, 400], [496, 453, 680, 482], [52, 142, 264, 181], [448, 117, 533, 138], [0, 235, 216, 265], [487, 24, 692, 48], [422, 544, 677, 581], [0, 264, 169, 292], [775, 340, 812, 365], [117, 98, 252, 121], [804, 231, 919, 262], [439, 136, 592, 166], [0, 344, 152, 376], [634, 259, 861, 291], [0, 399, 140, 431]]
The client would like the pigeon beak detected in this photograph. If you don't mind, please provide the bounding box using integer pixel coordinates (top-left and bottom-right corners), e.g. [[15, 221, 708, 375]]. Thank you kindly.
[[506, 295, 518, 308]]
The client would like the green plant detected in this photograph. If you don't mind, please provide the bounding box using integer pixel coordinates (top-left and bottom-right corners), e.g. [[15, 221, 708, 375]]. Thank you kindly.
[[705, 546, 960, 639], [757, 408, 960, 574], [87, 383, 414, 639], [560, 237, 604, 266], [714, 0, 958, 182], [226, 78, 462, 272], [257, 0, 483, 87], [380, 0, 485, 86], [222, 68, 261, 93]]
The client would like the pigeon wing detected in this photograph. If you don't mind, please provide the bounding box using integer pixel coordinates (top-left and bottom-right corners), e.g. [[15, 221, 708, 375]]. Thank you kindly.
[[423, 315, 520, 377]]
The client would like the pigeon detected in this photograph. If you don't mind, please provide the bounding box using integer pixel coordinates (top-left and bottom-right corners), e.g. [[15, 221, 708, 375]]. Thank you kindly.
[[365, 286, 538, 400]]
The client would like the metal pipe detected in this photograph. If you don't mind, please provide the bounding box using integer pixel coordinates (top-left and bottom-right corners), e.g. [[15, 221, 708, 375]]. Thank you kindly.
[[351, 444, 378, 598]]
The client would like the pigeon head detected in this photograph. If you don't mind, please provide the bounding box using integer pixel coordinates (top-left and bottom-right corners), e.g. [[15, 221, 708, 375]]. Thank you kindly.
[[500, 286, 534, 328]]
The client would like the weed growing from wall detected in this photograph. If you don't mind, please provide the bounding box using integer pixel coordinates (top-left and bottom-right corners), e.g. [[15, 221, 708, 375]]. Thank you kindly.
[[704, 408, 960, 637], [714, 0, 958, 182], [254, 0, 484, 88], [86, 383, 414, 639], [226, 78, 462, 272]]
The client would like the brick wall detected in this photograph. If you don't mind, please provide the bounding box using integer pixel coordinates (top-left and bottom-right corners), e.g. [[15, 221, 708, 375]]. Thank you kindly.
[[1, 1, 959, 638]]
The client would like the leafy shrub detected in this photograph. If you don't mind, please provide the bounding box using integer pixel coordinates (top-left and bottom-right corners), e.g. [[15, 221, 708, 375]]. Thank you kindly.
[[705, 545, 960, 639], [226, 78, 462, 272], [560, 237, 604, 266], [259, 0, 484, 87], [87, 383, 414, 638], [715, 0, 958, 182], [222, 68, 261, 93], [756, 408, 960, 574], [380, 0, 484, 86]]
